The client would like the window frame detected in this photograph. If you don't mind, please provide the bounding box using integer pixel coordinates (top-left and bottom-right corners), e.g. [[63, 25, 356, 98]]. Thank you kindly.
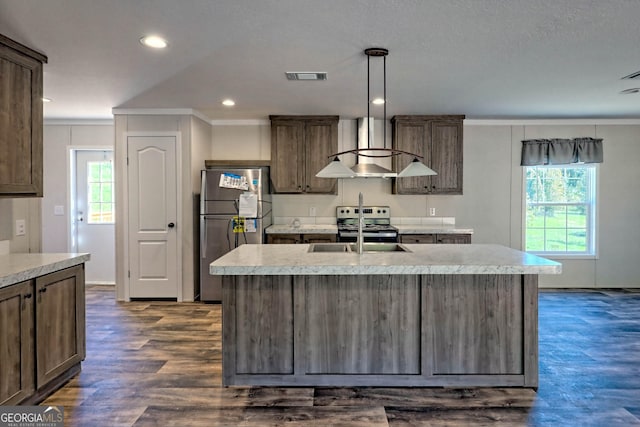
[[86, 159, 115, 225], [522, 164, 598, 259]]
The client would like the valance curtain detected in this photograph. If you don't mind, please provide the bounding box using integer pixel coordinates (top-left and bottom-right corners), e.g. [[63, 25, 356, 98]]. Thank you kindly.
[[521, 137, 603, 166]]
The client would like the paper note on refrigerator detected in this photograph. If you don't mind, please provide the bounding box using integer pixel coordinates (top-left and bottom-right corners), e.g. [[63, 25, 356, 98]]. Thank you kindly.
[[238, 192, 258, 217]]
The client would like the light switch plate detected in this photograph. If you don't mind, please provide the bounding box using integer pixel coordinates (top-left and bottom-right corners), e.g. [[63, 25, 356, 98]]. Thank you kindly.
[[54, 205, 65, 215]]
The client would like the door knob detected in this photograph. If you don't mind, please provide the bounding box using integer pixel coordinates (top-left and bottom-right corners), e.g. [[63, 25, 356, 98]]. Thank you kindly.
[[168, 222, 175, 228]]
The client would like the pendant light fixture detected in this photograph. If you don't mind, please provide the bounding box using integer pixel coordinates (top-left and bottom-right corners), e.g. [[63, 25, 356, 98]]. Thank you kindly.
[[316, 48, 437, 179]]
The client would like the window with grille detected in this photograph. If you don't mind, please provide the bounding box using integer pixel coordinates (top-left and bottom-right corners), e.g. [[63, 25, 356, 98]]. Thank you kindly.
[[524, 165, 596, 256], [87, 160, 114, 224]]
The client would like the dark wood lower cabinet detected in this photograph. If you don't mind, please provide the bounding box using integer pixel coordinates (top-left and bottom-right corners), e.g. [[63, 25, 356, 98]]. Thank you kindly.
[[222, 273, 538, 388], [266, 233, 337, 244], [35, 265, 86, 388], [400, 233, 471, 244], [0, 281, 34, 405], [0, 264, 85, 405]]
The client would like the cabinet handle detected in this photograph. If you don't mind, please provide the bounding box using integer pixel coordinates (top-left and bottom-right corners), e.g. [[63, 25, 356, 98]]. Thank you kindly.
[[23, 292, 32, 310], [39, 287, 47, 294]]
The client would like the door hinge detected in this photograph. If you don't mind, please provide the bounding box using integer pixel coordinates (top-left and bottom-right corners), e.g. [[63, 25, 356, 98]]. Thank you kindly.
[[126, 157, 129, 165], [128, 270, 130, 278]]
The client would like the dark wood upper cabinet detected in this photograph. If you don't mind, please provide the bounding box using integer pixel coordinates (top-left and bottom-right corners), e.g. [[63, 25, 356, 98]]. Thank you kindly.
[[270, 115, 338, 194], [392, 115, 464, 195], [0, 34, 48, 197]]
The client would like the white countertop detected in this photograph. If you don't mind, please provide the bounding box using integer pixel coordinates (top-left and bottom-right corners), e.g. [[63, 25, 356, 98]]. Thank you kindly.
[[210, 244, 560, 276], [0, 253, 91, 289], [265, 224, 472, 234]]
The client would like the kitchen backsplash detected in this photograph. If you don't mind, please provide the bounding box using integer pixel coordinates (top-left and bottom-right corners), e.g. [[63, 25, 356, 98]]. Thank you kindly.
[[273, 216, 456, 226]]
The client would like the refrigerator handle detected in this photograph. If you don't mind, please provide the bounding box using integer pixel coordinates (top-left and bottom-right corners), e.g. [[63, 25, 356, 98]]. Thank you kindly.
[[200, 216, 207, 259], [200, 170, 207, 259], [200, 170, 207, 213]]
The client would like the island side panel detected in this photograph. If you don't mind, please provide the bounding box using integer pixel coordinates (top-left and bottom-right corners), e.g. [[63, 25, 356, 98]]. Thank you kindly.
[[428, 274, 524, 376], [234, 275, 294, 374], [523, 274, 539, 388], [222, 275, 295, 385], [303, 275, 421, 375]]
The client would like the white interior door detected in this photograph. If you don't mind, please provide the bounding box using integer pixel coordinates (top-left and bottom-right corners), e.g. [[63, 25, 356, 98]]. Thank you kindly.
[[127, 136, 178, 298], [75, 150, 115, 284]]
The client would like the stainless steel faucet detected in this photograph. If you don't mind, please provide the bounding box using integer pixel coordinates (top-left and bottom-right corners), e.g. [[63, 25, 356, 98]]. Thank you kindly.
[[357, 192, 364, 254]]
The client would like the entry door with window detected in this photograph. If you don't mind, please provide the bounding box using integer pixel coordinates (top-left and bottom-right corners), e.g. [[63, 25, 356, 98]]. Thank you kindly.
[[75, 150, 115, 284], [127, 136, 179, 299]]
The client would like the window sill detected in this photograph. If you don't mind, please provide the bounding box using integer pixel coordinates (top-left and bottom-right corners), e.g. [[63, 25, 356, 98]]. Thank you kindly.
[[529, 253, 598, 260]]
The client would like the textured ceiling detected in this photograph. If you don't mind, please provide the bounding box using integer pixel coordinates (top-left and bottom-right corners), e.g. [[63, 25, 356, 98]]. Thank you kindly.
[[1, 0, 639, 120]]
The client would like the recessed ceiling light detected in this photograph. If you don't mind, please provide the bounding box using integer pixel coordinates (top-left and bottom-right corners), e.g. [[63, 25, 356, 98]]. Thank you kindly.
[[372, 98, 385, 105], [42, 97, 52, 103], [619, 88, 640, 94], [139, 35, 168, 49], [222, 99, 235, 106]]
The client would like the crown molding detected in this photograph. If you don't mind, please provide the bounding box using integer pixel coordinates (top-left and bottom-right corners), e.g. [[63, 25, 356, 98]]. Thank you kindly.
[[464, 118, 640, 126]]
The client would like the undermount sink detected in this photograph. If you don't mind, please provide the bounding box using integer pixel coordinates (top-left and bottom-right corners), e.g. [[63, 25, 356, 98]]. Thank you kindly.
[[307, 243, 351, 253], [308, 243, 411, 253], [350, 243, 411, 253]]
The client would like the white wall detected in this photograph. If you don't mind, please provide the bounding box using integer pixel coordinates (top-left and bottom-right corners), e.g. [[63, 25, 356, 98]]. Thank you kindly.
[[30, 116, 637, 293], [210, 118, 640, 288]]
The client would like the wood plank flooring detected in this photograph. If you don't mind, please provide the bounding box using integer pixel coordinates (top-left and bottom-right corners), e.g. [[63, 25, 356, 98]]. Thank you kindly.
[[42, 286, 640, 426]]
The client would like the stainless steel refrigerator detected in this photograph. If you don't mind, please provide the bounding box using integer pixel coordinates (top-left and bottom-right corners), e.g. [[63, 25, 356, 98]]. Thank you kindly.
[[199, 166, 271, 302]]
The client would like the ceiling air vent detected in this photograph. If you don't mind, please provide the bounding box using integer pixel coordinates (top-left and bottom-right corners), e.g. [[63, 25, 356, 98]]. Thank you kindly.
[[621, 70, 640, 80], [285, 72, 327, 81]]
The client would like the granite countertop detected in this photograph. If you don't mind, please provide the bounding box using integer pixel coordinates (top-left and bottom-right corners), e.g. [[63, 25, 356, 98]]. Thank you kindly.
[[210, 244, 561, 276], [265, 224, 473, 234], [0, 253, 91, 290]]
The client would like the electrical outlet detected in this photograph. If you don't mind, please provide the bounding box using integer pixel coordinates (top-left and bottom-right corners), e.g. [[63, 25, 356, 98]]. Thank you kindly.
[[309, 206, 317, 216], [15, 219, 26, 236], [429, 208, 436, 217]]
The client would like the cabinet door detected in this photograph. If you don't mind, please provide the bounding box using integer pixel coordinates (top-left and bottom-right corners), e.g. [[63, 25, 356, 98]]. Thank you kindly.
[[270, 120, 305, 193], [393, 121, 430, 194], [302, 234, 337, 243], [35, 265, 85, 388], [430, 120, 463, 194], [436, 234, 471, 244], [400, 234, 436, 244], [305, 119, 337, 194], [0, 281, 34, 405], [266, 234, 301, 244], [0, 39, 44, 197], [429, 275, 524, 375]]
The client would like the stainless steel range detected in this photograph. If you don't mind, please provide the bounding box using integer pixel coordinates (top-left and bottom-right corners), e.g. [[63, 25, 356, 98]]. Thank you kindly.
[[336, 206, 398, 242]]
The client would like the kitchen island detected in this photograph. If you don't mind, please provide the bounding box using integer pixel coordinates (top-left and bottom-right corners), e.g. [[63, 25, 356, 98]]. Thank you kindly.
[[210, 243, 560, 389]]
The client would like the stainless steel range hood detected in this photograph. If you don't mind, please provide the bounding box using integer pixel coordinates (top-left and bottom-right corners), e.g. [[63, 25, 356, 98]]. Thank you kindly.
[[351, 117, 396, 178]]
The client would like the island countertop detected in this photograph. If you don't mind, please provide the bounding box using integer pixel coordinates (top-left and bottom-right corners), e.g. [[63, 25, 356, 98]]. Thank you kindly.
[[210, 243, 561, 276], [0, 253, 91, 290]]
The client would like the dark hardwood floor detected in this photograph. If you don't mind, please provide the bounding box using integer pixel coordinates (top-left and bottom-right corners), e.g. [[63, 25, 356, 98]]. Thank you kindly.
[[42, 286, 640, 426]]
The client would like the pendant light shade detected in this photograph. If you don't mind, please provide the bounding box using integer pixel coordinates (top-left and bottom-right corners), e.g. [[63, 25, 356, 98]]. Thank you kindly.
[[315, 157, 356, 178], [397, 157, 438, 177]]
